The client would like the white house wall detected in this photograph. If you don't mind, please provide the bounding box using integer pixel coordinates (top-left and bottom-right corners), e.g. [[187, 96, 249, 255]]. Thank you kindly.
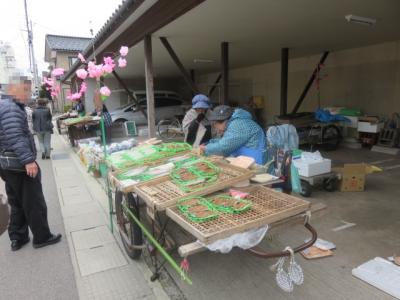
[[197, 40, 400, 125]]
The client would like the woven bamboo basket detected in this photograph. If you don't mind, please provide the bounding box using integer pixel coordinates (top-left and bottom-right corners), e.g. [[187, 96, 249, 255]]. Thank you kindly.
[[134, 161, 254, 211], [166, 186, 310, 244]]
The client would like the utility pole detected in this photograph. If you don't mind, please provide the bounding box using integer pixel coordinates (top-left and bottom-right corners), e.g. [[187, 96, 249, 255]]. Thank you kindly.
[[23, 0, 39, 96]]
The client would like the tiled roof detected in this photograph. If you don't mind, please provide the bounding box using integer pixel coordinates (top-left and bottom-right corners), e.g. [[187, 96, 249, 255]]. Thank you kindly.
[[46, 34, 92, 52]]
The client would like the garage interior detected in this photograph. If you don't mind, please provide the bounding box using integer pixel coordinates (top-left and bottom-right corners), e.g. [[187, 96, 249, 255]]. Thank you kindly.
[[67, 0, 400, 298], [109, 0, 400, 122]]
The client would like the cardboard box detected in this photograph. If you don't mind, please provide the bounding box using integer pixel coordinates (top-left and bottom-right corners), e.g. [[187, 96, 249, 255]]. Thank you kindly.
[[358, 116, 379, 123], [357, 121, 384, 133], [293, 158, 331, 177], [334, 163, 366, 192], [334, 163, 382, 192]]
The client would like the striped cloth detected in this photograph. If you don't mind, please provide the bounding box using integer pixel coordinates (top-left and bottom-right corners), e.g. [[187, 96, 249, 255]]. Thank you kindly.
[[103, 111, 112, 128]]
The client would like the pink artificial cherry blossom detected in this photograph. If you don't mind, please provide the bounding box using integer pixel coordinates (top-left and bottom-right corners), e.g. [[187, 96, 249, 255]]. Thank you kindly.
[[103, 56, 114, 65], [102, 56, 115, 74], [119, 46, 128, 57], [79, 82, 87, 94], [50, 85, 60, 97], [71, 92, 82, 100], [118, 57, 127, 68], [88, 62, 104, 79], [102, 63, 114, 74], [78, 53, 86, 63], [51, 68, 64, 77], [76, 69, 88, 80], [43, 77, 54, 86], [99, 86, 111, 97]]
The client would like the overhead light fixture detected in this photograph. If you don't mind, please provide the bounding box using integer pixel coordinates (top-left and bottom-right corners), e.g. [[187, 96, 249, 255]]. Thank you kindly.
[[193, 59, 214, 63], [345, 15, 376, 26]]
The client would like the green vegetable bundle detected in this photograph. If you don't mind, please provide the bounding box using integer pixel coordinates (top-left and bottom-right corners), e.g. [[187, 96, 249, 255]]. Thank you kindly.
[[170, 160, 220, 192], [206, 195, 252, 214], [177, 196, 219, 223]]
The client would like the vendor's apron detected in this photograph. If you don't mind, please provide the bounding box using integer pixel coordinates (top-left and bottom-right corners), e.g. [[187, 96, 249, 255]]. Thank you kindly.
[[231, 133, 266, 165]]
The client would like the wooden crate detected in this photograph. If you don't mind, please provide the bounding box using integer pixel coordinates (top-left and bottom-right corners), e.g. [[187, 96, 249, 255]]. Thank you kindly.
[[166, 186, 310, 244], [134, 161, 254, 211]]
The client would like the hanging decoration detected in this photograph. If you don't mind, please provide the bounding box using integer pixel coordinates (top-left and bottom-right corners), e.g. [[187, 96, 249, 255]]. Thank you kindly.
[[73, 41, 130, 235], [51, 67, 65, 77], [76, 69, 88, 80], [78, 53, 86, 63], [42, 67, 64, 100], [73, 45, 129, 103], [118, 57, 127, 68], [99, 86, 111, 101]]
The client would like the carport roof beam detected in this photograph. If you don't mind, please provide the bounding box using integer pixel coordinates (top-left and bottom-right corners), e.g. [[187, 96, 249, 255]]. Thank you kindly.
[[208, 73, 222, 97], [144, 35, 156, 138], [291, 51, 329, 114], [221, 42, 229, 105], [112, 70, 148, 120], [160, 37, 200, 94], [280, 48, 289, 115]]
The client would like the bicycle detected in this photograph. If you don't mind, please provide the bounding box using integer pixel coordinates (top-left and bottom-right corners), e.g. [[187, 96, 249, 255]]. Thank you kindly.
[[157, 116, 184, 140]]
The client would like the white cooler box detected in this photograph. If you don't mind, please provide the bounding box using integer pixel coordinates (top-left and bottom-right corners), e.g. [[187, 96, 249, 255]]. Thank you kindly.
[[357, 121, 384, 133], [293, 158, 332, 177]]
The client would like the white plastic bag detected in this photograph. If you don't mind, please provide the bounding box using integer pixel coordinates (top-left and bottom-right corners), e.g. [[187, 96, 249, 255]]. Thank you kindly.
[[201, 225, 268, 254]]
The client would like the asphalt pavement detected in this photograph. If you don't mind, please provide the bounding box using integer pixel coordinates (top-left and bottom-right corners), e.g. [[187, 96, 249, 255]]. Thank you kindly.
[[0, 155, 79, 300]]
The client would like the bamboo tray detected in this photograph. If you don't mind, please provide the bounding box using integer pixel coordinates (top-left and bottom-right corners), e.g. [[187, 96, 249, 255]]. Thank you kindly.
[[166, 186, 310, 244], [134, 161, 254, 211], [106, 149, 192, 172], [109, 153, 199, 192]]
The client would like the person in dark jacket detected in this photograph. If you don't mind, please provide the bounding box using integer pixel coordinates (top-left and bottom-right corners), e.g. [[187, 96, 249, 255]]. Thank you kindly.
[[182, 94, 212, 147], [32, 98, 53, 159], [74, 99, 85, 116], [0, 76, 61, 251], [92, 102, 112, 143]]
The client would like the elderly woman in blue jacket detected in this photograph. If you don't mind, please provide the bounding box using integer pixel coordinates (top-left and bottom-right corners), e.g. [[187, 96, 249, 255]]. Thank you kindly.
[[200, 105, 266, 164]]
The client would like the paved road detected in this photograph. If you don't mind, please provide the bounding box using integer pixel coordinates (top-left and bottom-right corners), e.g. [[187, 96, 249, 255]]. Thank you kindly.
[[0, 156, 79, 300]]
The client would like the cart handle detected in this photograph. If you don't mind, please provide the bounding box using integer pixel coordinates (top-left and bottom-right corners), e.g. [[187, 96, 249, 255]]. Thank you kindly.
[[247, 222, 317, 259]]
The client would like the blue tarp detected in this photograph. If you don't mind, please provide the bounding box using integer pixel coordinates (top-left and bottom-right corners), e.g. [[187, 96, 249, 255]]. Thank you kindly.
[[315, 109, 350, 123]]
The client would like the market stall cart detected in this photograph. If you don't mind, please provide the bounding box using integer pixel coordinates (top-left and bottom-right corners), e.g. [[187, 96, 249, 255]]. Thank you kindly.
[[111, 153, 317, 284], [62, 116, 101, 146]]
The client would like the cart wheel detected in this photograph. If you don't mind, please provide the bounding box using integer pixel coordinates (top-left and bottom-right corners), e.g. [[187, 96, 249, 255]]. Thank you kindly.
[[115, 190, 143, 259], [322, 177, 337, 192], [322, 125, 342, 151], [300, 180, 312, 197]]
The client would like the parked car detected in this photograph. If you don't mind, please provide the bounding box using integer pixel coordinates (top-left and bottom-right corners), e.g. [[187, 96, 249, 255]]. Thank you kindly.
[[109, 91, 187, 125]]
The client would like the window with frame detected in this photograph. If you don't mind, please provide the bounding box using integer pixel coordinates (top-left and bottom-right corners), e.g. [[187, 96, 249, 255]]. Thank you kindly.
[[68, 56, 78, 68]]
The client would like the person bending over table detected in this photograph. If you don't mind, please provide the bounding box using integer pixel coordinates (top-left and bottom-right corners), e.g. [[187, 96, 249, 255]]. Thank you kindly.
[[200, 105, 266, 164]]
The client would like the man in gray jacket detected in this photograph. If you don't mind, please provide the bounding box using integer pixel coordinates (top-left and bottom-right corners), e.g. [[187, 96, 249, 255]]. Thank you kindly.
[[0, 76, 61, 251]]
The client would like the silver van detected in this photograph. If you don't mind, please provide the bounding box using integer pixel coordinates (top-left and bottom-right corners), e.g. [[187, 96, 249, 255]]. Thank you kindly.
[[109, 90, 187, 125]]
